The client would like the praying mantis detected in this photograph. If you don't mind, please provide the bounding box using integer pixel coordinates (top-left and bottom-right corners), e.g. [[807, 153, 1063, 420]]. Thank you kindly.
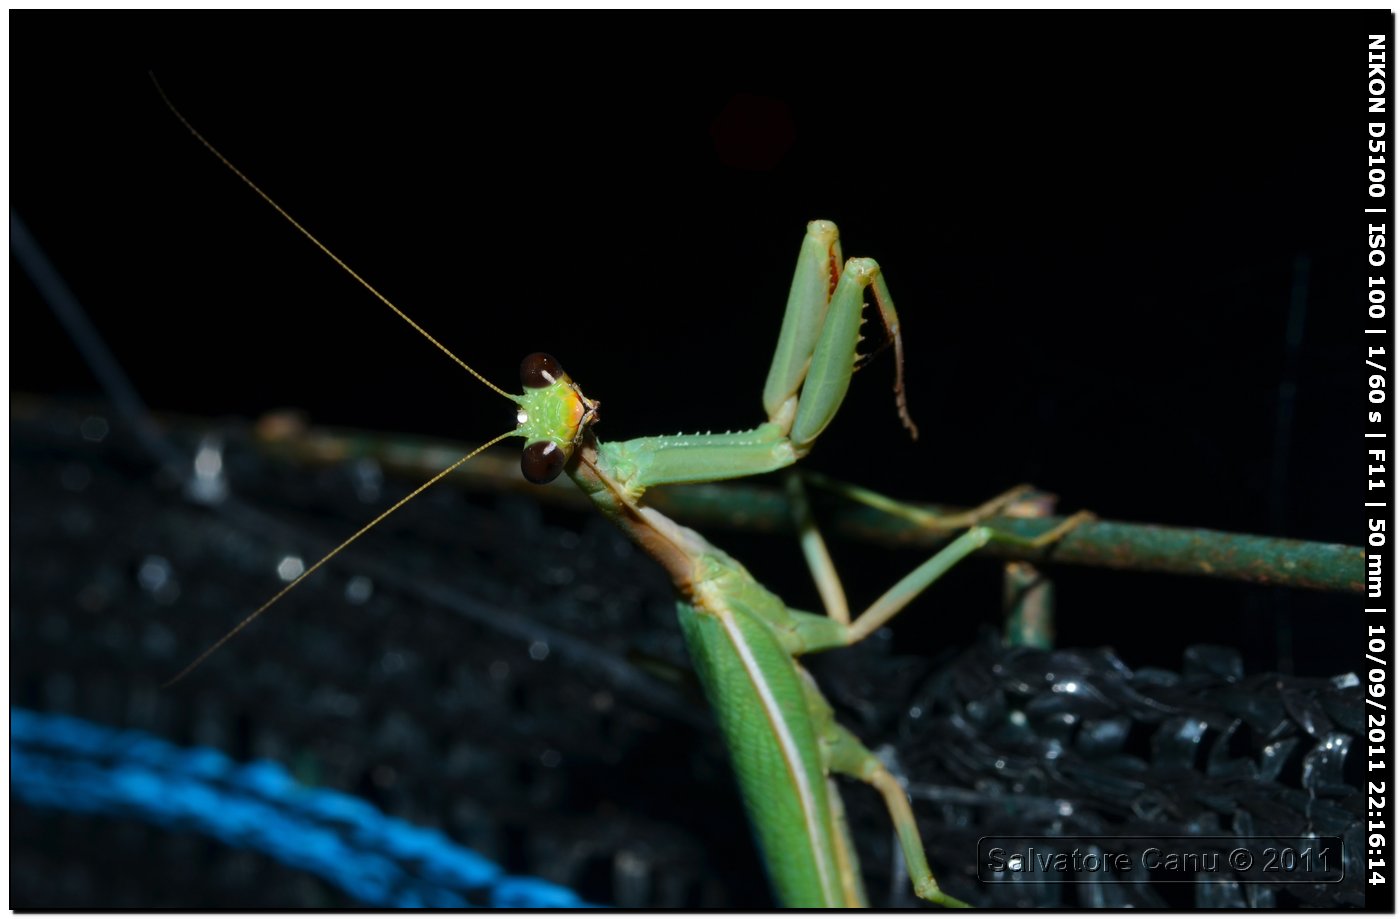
[[2, 21, 1366, 902], [152, 83, 1095, 908]]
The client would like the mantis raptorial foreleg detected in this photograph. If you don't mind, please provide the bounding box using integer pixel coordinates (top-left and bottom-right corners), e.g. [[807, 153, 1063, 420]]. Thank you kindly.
[[594, 224, 912, 498]]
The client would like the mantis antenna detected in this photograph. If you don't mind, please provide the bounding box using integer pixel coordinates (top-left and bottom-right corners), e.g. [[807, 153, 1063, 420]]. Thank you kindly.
[[163, 431, 514, 688], [152, 76, 522, 685], [149, 74, 517, 402]]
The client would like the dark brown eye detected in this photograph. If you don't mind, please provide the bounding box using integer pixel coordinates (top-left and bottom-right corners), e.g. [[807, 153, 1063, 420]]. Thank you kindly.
[[521, 353, 565, 389], [521, 440, 568, 484]]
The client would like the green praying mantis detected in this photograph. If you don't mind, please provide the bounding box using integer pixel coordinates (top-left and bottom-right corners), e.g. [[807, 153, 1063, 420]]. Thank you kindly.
[[157, 84, 1091, 908]]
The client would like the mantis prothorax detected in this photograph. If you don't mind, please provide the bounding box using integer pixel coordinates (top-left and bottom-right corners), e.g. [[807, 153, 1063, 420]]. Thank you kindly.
[[157, 81, 1089, 907]]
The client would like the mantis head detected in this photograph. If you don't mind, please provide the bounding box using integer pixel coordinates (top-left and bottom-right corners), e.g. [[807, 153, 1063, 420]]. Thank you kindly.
[[514, 353, 600, 484]]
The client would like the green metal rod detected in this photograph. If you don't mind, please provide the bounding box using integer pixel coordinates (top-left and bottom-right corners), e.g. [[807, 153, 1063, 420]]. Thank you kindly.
[[250, 419, 1365, 596]]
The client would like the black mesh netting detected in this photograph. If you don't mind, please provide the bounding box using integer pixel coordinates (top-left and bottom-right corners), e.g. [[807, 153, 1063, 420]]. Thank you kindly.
[[11, 399, 1363, 908]]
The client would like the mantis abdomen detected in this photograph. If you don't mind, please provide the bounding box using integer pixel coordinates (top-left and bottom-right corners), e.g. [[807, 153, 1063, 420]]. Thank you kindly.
[[677, 590, 863, 907]]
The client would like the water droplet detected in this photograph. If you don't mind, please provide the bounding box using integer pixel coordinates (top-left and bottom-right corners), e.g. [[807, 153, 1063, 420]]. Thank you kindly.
[[277, 556, 305, 581], [543, 565, 574, 586], [133, 557, 182, 607], [188, 436, 229, 504], [143, 623, 177, 657], [60, 463, 92, 492], [540, 749, 562, 768], [528, 640, 550, 661], [138, 556, 172, 592], [80, 416, 109, 442], [352, 458, 383, 503], [194, 441, 223, 478], [345, 575, 374, 605]]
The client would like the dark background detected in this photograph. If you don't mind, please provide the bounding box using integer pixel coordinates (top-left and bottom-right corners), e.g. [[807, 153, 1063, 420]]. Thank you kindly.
[[10, 11, 1384, 907]]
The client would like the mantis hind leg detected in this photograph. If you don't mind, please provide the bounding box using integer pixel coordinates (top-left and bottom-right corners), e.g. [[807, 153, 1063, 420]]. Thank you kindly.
[[843, 512, 1093, 647], [805, 473, 1044, 533], [803, 681, 968, 909], [786, 473, 1064, 628], [786, 504, 1094, 653], [826, 725, 969, 908]]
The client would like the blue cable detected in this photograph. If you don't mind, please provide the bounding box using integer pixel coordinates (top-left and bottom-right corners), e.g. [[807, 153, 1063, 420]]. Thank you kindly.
[[11, 707, 597, 908]]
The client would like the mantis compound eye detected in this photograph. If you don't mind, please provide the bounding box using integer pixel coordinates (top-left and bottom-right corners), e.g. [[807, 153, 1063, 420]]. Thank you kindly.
[[520, 352, 565, 389], [521, 439, 569, 484]]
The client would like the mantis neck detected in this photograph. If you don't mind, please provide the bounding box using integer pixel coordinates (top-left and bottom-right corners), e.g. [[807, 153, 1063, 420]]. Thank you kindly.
[[566, 434, 713, 600]]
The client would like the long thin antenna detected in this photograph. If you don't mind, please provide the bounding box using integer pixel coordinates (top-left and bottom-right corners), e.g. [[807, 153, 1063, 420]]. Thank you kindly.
[[164, 430, 517, 687], [149, 74, 516, 402]]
